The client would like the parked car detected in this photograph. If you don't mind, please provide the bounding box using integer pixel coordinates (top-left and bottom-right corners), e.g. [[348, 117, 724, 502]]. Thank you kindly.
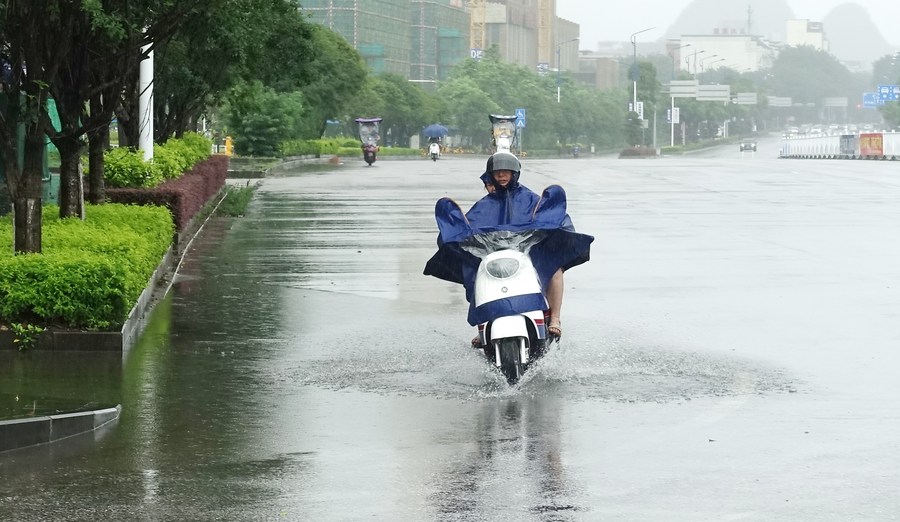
[[740, 141, 757, 152]]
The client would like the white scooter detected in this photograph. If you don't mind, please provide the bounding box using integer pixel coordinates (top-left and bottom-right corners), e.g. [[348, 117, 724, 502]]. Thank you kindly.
[[465, 231, 552, 384]]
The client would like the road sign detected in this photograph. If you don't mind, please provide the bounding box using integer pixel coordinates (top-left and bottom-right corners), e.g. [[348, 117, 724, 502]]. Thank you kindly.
[[877, 84, 900, 102], [668, 80, 698, 98], [470, 48, 483, 60], [514, 108, 526, 128], [767, 96, 792, 107], [862, 92, 879, 109], [736, 92, 758, 105], [665, 107, 680, 124], [696, 84, 730, 102], [537, 63, 549, 75], [636, 101, 644, 120]]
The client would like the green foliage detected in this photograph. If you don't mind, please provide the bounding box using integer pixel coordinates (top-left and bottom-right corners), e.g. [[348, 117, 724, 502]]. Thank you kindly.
[[341, 73, 441, 146], [0, 204, 174, 330], [223, 81, 306, 156], [216, 184, 256, 217], [10, 322, 45, 351], [153, 0, 317, 139], [295, 25, 368, 138], [172, 132, 213, 164], [101, 134, 212, 187], [336, 146, 419, 157], [280, 137, 359, 156], [103, 147, 165, 188], [770, 46, 856, 104], [152, 143, 192, 180]]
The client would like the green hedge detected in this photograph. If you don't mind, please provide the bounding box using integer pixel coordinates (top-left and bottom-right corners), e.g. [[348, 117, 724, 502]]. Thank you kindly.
[[281, 137, 358, 157], [0, 204, 174, 330], [336, 146, 419, 157], [102, 132, 213, 188]]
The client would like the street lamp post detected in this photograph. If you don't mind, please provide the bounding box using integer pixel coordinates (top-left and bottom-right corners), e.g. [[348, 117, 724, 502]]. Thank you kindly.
[[698, 54, 718, 74], [705, 58, 726, 72], [556, 37, 579, 103], [689, 49, 706, 75], [629, 27, 655, 116], [668, 43, 690, 80], [667, 43, 690, 148]]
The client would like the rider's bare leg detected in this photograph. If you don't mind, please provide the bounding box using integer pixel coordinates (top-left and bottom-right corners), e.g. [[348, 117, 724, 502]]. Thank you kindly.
[[547, 268, 564, 336]]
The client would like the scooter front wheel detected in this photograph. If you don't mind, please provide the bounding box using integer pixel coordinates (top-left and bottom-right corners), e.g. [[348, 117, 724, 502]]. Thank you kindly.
[[495, 337, 526, 385]]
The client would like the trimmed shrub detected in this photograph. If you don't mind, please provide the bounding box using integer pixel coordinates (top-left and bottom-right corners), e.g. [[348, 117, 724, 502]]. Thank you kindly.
[[281, 137, 359, 157], [103, 147, 163, 188], [0, 204, 174, 329], [106, 155, 229, 232], [619, 147, 659, 158], [102, 133, 213, 188]]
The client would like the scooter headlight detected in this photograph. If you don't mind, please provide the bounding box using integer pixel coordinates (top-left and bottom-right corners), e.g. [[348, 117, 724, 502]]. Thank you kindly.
[[485, 258, 520, 278]]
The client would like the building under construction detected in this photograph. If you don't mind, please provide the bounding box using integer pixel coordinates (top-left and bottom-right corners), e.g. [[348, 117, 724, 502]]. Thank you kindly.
[[302, 0, 579, 83], [410, 1, 470, 82], [302, 0, 469, 82]]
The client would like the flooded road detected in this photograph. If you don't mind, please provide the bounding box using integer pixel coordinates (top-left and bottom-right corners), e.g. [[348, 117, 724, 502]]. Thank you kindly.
[[3, 151, 900, 520]]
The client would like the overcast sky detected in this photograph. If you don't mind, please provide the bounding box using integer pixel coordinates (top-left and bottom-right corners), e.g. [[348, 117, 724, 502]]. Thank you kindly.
[[557, 0, 900, 49]]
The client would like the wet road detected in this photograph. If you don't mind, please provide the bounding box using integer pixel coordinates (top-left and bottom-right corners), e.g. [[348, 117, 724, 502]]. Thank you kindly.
[[3, 148, 900, 520]]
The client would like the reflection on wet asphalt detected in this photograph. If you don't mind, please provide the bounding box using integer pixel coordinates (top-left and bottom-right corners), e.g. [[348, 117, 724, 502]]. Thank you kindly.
[[3, 156, 900, 521]]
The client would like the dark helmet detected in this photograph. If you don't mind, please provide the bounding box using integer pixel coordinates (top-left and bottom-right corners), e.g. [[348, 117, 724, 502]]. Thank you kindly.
[[486, 151, 521, 174]]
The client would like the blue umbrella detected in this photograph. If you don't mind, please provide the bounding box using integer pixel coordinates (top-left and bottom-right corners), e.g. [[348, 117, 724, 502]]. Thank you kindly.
[[423, 124, 449, 138]]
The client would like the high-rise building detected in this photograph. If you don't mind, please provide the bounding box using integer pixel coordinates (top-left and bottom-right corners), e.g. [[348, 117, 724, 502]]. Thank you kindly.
[[302, 0, 469, 81], [410, 1, 470, 83], [302, 1, 580, 84]]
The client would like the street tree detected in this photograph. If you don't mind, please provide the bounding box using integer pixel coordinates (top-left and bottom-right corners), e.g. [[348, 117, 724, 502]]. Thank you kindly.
[[151, 0, 316, 143], [50, 1, 204, 216], [295, 25, 367, 139], [437, 77, 502, 148]]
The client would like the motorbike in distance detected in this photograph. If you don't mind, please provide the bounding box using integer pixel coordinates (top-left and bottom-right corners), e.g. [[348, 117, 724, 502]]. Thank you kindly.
[[429, 141, 441, 161], [354, 117, 383, 166], [489, 114, 517, 153]]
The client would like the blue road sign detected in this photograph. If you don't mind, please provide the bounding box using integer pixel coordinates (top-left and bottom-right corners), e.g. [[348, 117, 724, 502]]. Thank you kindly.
[[515, 108, 526, 120], [862, 92, 879, 109], [516, 118, 526, 128], [877, 84, 900, 102]]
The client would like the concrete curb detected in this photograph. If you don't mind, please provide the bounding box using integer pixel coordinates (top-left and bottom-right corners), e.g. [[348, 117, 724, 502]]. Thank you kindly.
[[0, 404, 121, 453]]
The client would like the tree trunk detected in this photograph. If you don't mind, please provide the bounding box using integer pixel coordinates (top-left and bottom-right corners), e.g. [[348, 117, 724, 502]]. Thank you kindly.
[[116, 76, 140, 148], [87, 124, 108, 204], [56, 136, 85, 219], [87, 90, 109, 204], [12, 132, 47, 253]]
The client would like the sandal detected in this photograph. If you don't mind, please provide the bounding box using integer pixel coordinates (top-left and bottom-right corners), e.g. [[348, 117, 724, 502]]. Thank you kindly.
[[548, 322, 562, 339]]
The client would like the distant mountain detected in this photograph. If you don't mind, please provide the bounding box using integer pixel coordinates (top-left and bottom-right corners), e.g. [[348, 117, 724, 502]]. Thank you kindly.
[[822, 3, 895, 65], [663, 0, 795, 42], [660, 0, 895, 67]]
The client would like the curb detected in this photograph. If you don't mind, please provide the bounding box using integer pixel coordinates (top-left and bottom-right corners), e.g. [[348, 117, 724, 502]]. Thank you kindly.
[[0, 404, 121, 453]]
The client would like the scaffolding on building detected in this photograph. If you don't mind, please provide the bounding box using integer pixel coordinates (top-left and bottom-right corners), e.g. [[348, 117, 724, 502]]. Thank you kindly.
[[411, 1, 469, 82], [302, 0, 412, 76], [467, 0, 486, 52], [538, 0, 552, 66]]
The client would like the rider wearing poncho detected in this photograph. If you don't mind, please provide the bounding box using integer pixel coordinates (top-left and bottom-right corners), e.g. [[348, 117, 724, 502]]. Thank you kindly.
[[424, 152, 592, 334]]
